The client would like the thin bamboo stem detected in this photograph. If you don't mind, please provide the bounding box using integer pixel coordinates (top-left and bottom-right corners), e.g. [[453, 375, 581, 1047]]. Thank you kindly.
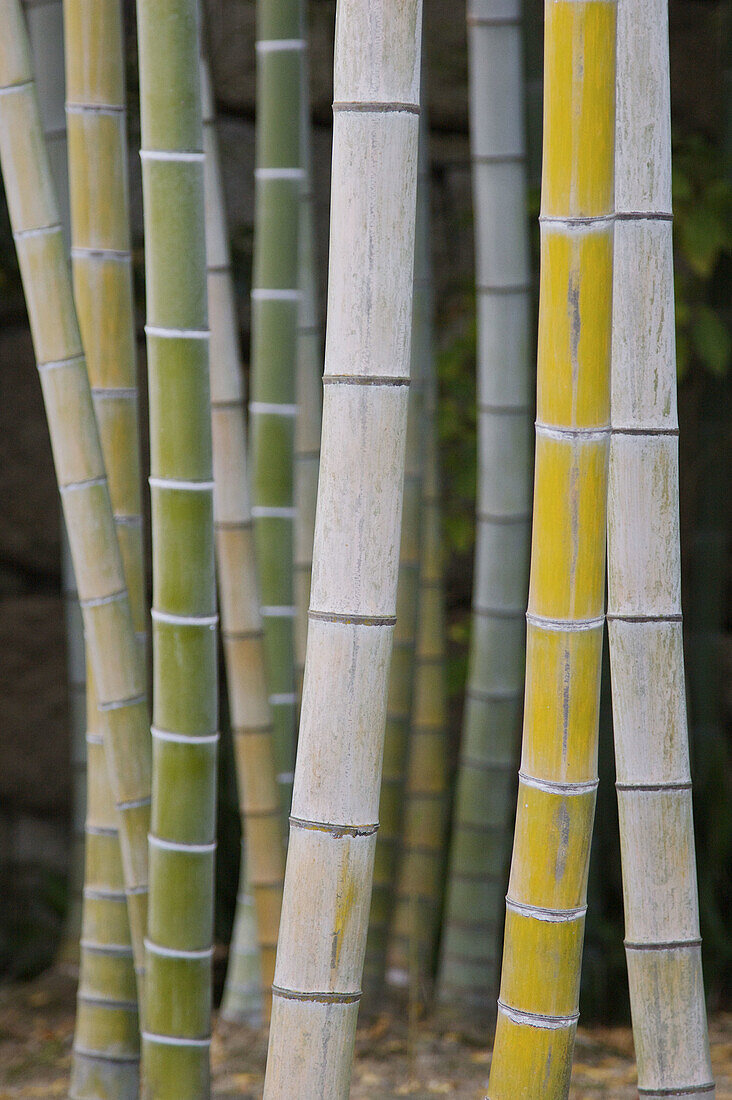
[[0, 0, 151, 980], [199, 53, 284, 1026], [387, 102, 450, 988], [438, 0, 533, 1009], [607, 0, 714, 1094], [262, 1, 423, 1091], [293, 4, 322, 704], [62, 0, 146, 1089], [135, 0, 216, 1092], [486, 1, 616, 1094], [23, 0, 86, 969], [249, 0, 302, 824]]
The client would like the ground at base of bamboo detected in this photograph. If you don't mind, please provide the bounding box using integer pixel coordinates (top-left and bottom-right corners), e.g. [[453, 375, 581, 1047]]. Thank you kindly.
[[0, 970, 730, 1098]]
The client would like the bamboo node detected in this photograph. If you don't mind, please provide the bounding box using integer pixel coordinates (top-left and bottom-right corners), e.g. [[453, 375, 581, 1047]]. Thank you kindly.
[[151, 609, 218, 628], [147, 834, 216, 854], [148, 476, 215, 491], [145, 938, 214, 960], [0, 79, 33, 96], [151, 726, 219, 746], [289, 815, 379, 838], [637, 1086, 715, 1097], [271, 985, 361, 1004], [141, 1031, 211, 1047], [144, 325, 209, 339], [323, 374, 410, 387], [249, 402, 298, 416], [270, 693, 297, 706], [255, 39, 306, 52], [307, 609, 397, 627], [332, 101, 419, 116], [37, 353, 85, 373], [139, 149, 204, 162], [260, 606, 297, 618], [518, 772, 598, 796], [624, 938, 702, 952], [251, 288, 301, 301], [66, 102, 123, 116], [497, 1000, 580, 1030], [251, 506, 297, 519], [255, 167, 306, 180], [505, 897, 587, 923], [97, 692, 146, 712], [526, 612, 604, 633]]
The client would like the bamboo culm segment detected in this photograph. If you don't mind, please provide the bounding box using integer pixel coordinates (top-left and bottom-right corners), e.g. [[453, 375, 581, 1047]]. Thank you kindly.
[[23, 0, 86, 971], [263, 1, 423, 1093], [136, 0, 217, 1094], [388, 101, 451, 984], [249, 0, 302, 824], [438, 0, 533, 1008], [293, 11, 322, 703], [608, 0, 714, 1094], [0, 0, 151, 976], [199, 53, 284, 1024], [63, 0, 147, 1089], [487, 1, 616, 1096]]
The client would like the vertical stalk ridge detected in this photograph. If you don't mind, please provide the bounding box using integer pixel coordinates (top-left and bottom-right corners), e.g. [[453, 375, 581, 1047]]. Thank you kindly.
[[199, 53, 284, 1025], [607, 0, 715, 1094], [262, 1, 423, 1092], [63, 0, 146, 1089], [388, 102, 451, 985], [249, 0, 302, 824], [135, 0, 216, 1094], [0, 0, 151, 980], [293, 2, 322, 705], [438, 0, 533, 1008], [487, 1, 616, 1095], [23, 0, 86, 970]]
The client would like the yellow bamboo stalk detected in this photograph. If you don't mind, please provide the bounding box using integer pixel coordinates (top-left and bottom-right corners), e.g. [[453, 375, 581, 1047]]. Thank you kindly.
[[486, 2, 616, 1095], [0, 0, 151, 979], [63, 0, 146, 1090], [199, 54, 284, 1024]]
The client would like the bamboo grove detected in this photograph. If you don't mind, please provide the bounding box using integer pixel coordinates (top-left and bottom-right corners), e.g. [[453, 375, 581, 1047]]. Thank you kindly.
[[0, 0, 721, 1096]]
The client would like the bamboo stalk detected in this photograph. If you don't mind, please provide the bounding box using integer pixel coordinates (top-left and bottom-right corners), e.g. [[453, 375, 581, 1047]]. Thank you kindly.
[[199, 53, 284, 1026], [486, 1, 616, 1094], [262, 0, 423, 1091], [607, 0, 715, 1094], [23, 0, 86, 969], [249, 0, 302, 823], [0, 0, 151, 978], [62, 0, 146, 1089], [135, 0, 216, 1091], [437, 0, 533, 1009], [388, 103, 451, 985], [293, 5, 322, 704]]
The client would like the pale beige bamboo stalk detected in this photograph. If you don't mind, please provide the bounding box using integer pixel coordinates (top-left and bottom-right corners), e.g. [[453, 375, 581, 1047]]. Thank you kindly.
[[23, 0, 85, 968], [607, 0, 715, 1094], [262, 0, 423, 1091], [0, 0, 151, 979], [199, 54, 284, 1024]]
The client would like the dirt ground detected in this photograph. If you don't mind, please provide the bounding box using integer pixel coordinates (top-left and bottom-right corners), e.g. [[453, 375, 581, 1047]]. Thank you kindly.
[[0, 971, 729, 1099]]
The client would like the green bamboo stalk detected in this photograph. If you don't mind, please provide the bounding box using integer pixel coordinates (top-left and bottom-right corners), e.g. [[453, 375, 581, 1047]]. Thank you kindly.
[[135, 0, 216, 1092], [0, 0, 151, 980], [388, 103, 450, 985], [262, 0, 423, 1090], [607, 0, 714, 1093], [63, 0, 146, 1090], [198, 52, 284, 1026], [293, 4, 322, 705], [249, 0, 302, 823], [437, 0, 533, 1009], [23, 0, 86, 969], [487, 0, 617, 1093]]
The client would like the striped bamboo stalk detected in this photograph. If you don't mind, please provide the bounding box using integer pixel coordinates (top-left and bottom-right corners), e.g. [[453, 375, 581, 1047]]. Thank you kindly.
[[63, 0, 146, 1089], [0, 0, 151, 979], [199, 53, 284, 1025], [249, 0, 302, 822], [135, 0, 216, 1092], [293, 5, 322, 704], [607, 0, 715, 1094], [23, 0, 86, 968], [487, 1, 616, 1094], [388, 103, 451, 984], [437, 0, 533, 1008], [363, 229, 424, 1001], [262, 0, 423, 1091]]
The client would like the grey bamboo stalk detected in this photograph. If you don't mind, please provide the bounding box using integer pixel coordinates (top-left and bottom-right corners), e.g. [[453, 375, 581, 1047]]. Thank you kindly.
[[388, 104, 450, 983], [63, 0, 147, 1089], [262, 0, 423, 1091], [23, 0, 86, 967], [437, 0, 533, 1008], [249, 0, 302, 821], [199, 54, 284, 1025], [607, 0, 715, 1093], [135, 0, 217, 1092], [293, 8, 322, 703], [0, 0, 151, 979]]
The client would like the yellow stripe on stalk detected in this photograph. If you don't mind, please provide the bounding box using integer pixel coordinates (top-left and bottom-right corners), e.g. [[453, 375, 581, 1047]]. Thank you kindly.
[[486, 1, 616, 1096]]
